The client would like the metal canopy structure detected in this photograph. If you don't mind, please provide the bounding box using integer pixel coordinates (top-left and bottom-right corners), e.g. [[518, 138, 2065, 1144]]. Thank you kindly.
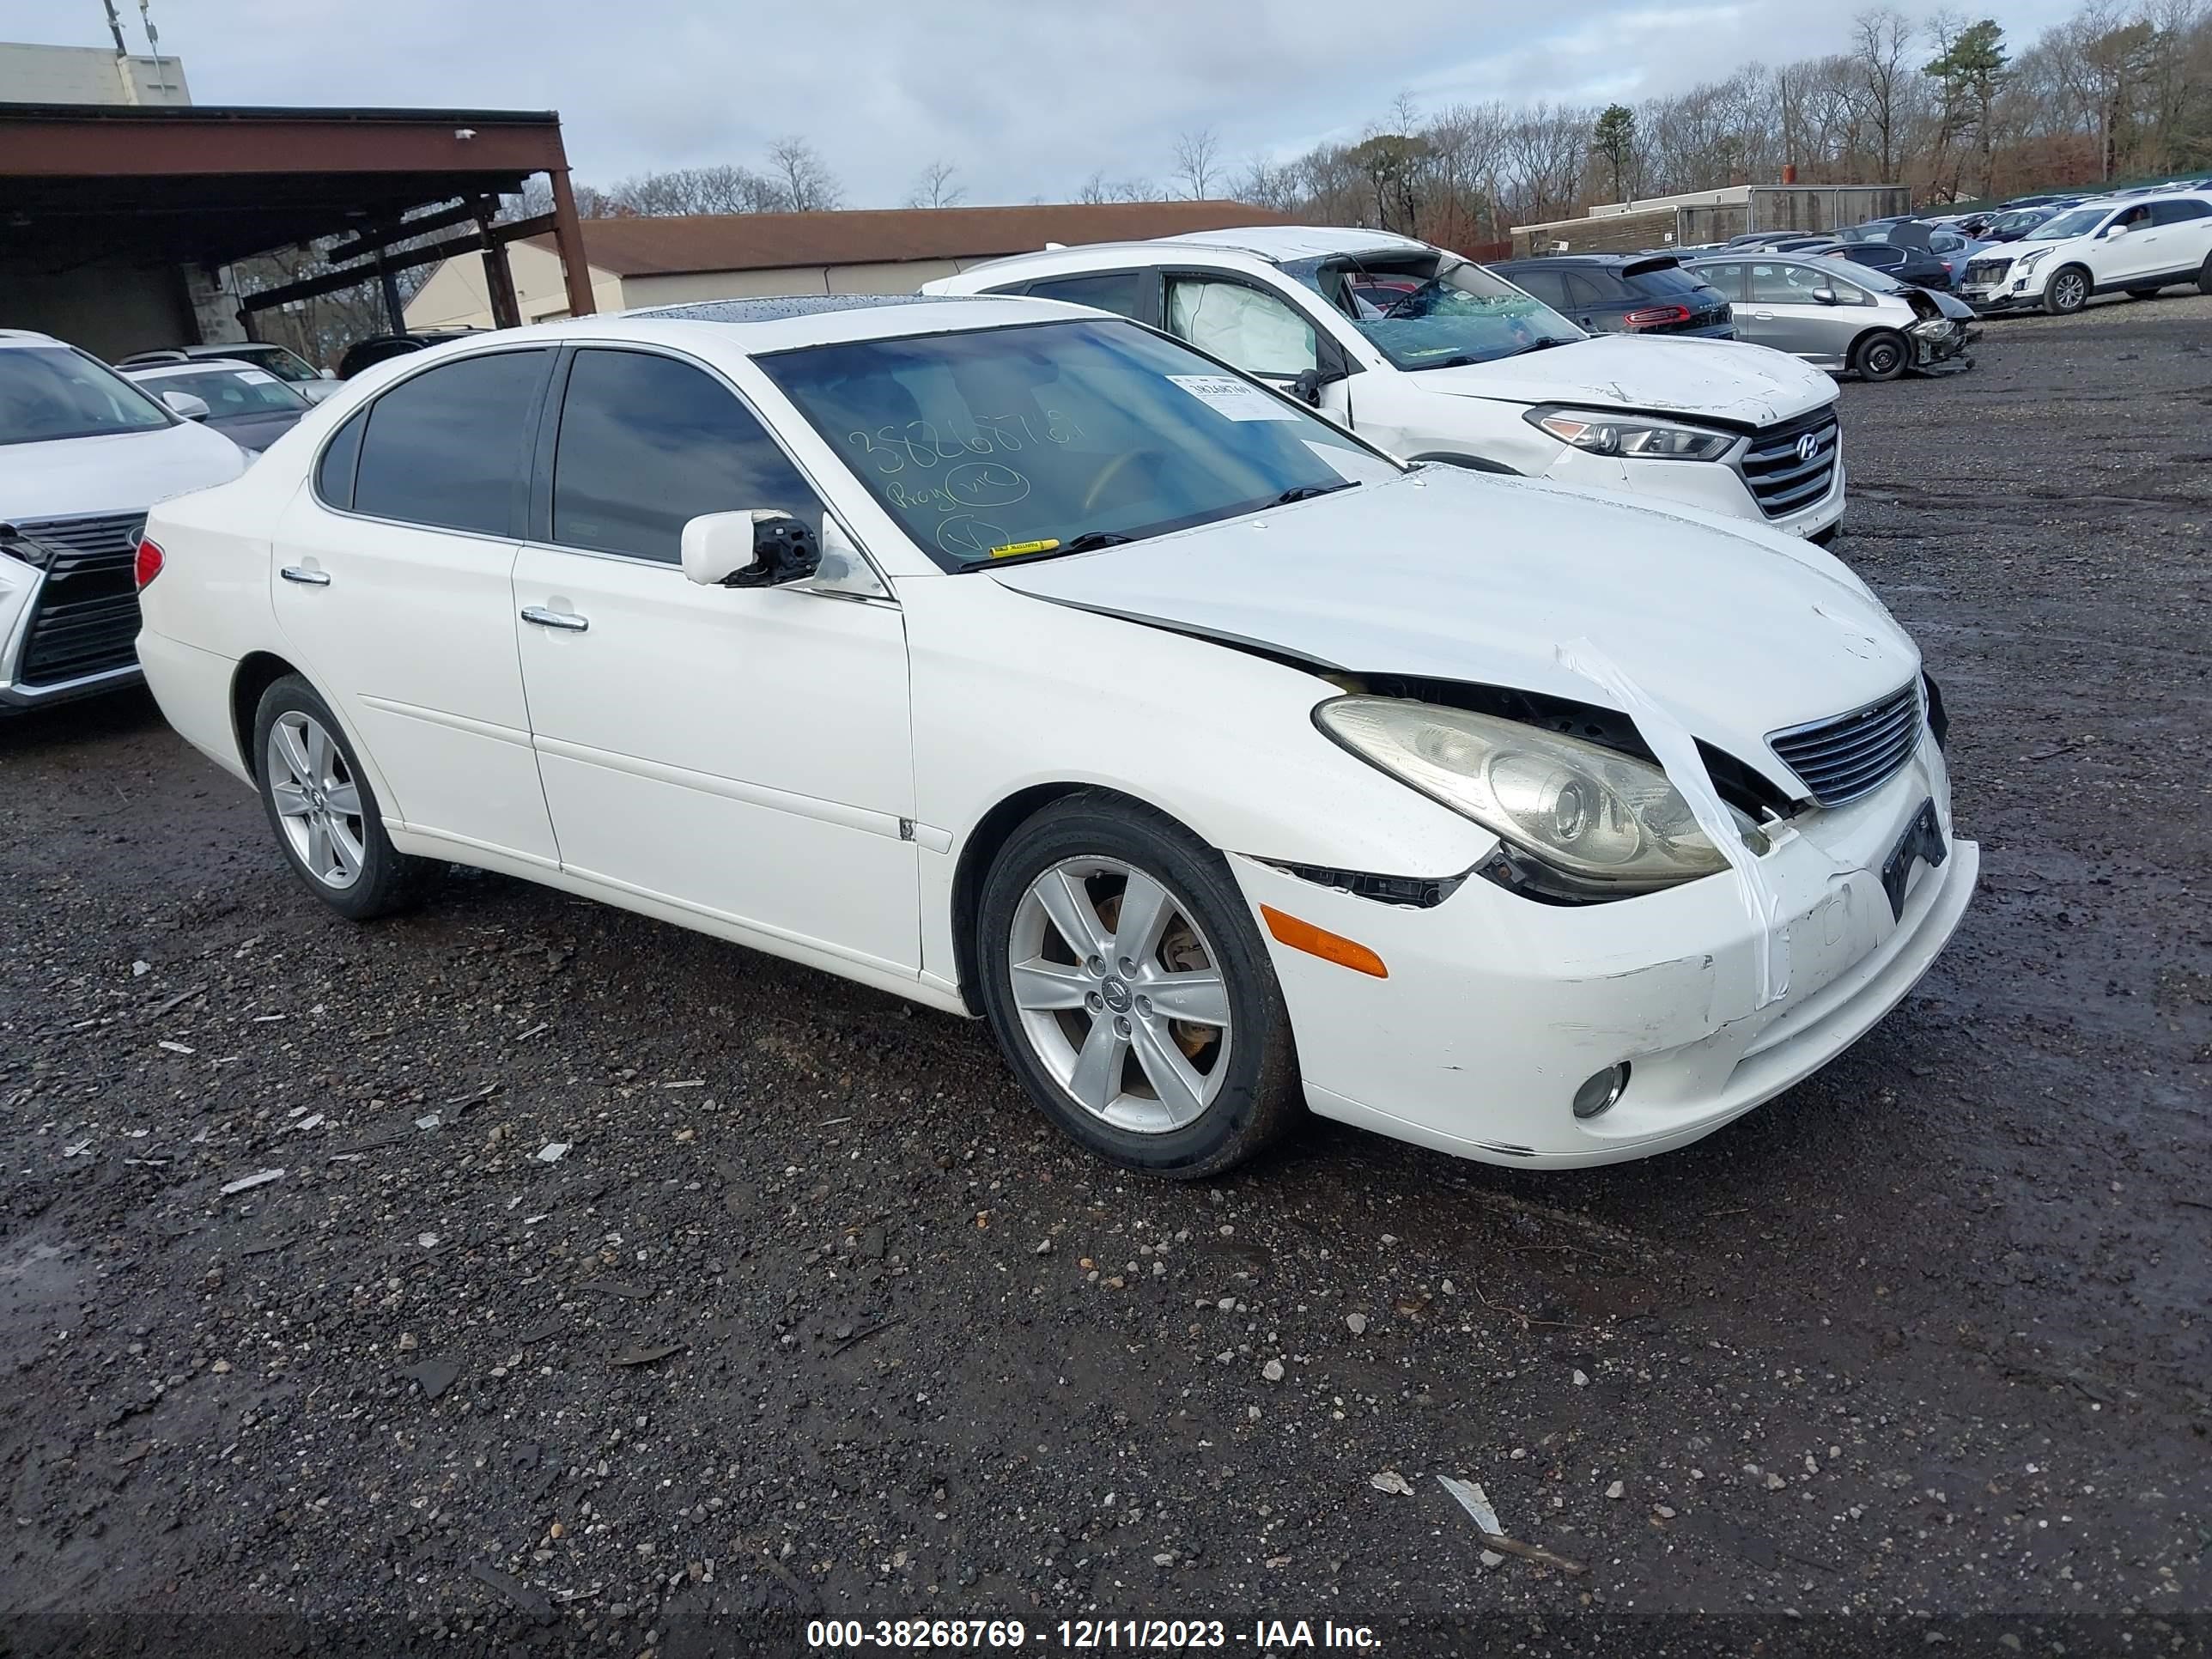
[[0, 101, 596, 331]]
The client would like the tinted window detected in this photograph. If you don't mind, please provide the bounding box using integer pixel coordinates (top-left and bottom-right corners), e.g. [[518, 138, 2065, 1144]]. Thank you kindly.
[[1621, 264, 1707, 297], [353, 349, 549, 535], [1693, 262, 1746, 301], [1020, 271, 1149, 319], [550, 349, 823, 562], [315, 409, 367, 509], [2151, 199, 2211, 224], [1558, 270, 1617, 307], [1504, 268, 1571, 308]]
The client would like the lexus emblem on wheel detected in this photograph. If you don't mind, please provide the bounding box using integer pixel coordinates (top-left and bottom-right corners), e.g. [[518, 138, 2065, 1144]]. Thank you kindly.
[[1796, 431, 1823, 464]]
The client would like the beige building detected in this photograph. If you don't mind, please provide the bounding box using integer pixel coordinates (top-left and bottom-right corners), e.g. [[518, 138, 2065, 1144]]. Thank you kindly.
[[406, 200, 1291, 330]]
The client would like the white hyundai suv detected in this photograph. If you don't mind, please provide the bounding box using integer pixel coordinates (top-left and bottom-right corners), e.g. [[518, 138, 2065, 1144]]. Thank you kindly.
[[925, 227, 1848, 543], [1958, 192, 2212, 314]]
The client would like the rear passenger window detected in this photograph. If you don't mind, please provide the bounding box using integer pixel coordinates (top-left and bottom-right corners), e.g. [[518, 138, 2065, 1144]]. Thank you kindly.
[[1020, 271, 1148, 319], [1696, 263, 1746, 301], [550, 349, 823, 563], [1506, 269, 1570, 308], [353, 349, 550, 536], [2151, 199, 2210, 225], [314, 408, 366, 510]]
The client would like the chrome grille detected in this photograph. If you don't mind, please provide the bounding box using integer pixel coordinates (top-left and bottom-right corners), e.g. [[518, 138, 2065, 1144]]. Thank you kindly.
[[9, 512, 147, 687], [1963, 257, 2010, 285], [1739, 406, 1840, 520], [1767, 679, 1925, 807]]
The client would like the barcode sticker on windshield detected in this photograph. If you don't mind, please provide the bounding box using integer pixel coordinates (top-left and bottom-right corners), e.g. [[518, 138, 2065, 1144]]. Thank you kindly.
[[1165, 374, 1300, 422], [235, 369, 277, 384]]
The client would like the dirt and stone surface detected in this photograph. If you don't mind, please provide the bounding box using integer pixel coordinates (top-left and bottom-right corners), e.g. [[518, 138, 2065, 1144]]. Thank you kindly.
[[2, 295, 2207, 1657]]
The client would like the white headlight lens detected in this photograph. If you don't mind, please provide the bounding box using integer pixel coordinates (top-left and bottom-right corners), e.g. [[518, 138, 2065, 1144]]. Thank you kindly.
[[1528, 407, 1737, 463], [1318, 697, 1766, 892]]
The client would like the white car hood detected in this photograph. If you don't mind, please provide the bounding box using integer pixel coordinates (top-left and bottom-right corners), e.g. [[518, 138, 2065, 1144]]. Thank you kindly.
[[0, 420, 247, 524], [991, 470, 1918, 793], [1409, 333, 1837, 426]]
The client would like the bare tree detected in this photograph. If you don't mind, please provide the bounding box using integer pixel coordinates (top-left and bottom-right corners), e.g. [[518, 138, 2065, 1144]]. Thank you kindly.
[[767, 137, 843, 212], [1171, 126, 1223, 198], [1851, 9, 1918, 179], [906, 160, 965, 209]]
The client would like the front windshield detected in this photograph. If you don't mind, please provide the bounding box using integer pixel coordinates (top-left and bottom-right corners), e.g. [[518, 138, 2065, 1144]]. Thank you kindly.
[[1295, 255, 1583, 371], [2027, 208, 2108, 241], [150, 367, 310, 414], [760, 318, 1400, 571], [0, 346, 173, 446]]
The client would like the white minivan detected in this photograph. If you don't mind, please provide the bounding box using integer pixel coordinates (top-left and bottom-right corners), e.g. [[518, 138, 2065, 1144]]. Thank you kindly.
[[925, 227, 1848, 542], [2, 330, 247, 711]]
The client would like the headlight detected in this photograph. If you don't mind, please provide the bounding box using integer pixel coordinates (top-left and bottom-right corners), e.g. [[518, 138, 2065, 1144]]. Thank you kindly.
[[2014, 246, 2053, 270], [1316, 697, 1768, 899], [1523, 406, 1736, 462]]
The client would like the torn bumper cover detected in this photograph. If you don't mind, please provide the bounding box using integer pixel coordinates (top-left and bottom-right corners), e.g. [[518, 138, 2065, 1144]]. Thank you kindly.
[[1231, 735, 1976, 1169], [1909, 317, 1976, 368]]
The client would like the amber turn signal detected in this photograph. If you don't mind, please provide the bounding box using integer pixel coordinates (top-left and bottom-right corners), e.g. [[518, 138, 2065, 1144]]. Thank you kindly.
[[1259, 904, 1389, 979]]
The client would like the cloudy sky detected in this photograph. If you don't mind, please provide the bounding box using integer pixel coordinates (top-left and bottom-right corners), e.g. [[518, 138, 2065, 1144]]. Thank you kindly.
[[5, 0, 2080, 206]]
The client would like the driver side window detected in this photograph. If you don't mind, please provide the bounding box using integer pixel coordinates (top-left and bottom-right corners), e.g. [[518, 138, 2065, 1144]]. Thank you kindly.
[[1166, 276, 1319, 380]]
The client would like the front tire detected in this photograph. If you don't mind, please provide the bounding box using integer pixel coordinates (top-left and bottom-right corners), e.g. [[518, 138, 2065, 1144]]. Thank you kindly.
[[252, 675, 439, 921], [2197, 252, 2212, 296], [2044, 265, 2092, 315], [1853, 330, 1909, 380], [975, 793, 1302, 1177]]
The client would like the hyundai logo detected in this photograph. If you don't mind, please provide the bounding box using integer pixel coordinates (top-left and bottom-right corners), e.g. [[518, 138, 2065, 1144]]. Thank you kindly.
[[1796, 431, 1825, 465]]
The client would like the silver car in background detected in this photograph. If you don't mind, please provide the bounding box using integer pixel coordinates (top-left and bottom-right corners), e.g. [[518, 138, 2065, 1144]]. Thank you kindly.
[[1682, 253, 1978, 380]]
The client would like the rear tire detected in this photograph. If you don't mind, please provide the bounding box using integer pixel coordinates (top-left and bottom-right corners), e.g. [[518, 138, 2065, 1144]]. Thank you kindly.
[[2197, 253, 2212, 296], [1853, 330, 1909, 381], [975, 792, 1303, 1178], [2044, 265, 2092, 315], [252, 674, 440, 921]]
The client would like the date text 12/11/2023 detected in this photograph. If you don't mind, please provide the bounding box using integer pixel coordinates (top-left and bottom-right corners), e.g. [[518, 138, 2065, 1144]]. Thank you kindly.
[[804, 1618, 1383, 1650]]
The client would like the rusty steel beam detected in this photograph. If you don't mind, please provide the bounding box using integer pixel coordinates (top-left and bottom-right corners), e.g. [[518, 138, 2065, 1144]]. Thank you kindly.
[[328, 197, 489, 262], [0, 106, 570, 181], [548, 168, 598, 318], [237, 214, 557, 313]]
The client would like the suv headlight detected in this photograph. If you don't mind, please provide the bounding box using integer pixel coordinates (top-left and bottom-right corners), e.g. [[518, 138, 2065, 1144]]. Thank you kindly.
[[1525, 405, 1737, 462], [2014, 246, 2054, 271], [1316, 697, 1767, 898]]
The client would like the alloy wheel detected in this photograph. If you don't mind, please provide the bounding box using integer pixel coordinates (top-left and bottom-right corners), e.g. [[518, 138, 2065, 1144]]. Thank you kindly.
[[1007, 857, 1232, 1133], [265, 710, 366, 889], [2053, 271, 2087, 312]]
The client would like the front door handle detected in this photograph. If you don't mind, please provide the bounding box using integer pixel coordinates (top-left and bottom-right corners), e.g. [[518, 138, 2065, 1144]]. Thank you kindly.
[[520, 605, 588, 633], [1751, 310, 1776, 319], [279, 565, 331, 586]]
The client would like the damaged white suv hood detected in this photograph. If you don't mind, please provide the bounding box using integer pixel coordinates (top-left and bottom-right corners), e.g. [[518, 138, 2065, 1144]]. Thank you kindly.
[[1411, 331, 1838, 423], [991, 467, 1917, 796]]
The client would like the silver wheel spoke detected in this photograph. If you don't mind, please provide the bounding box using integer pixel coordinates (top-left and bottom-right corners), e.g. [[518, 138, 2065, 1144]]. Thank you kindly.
[[306, 720, 334, 782], [1141, 968, 1230, 1027], [1111, 871, 1171, 969], [1011, 958, 1092, 1012], [272, 721, 313, 786], [1066, 1017, 1128, 1111], [323, 781, 362, 817], [326, 816, 365, 879], [270, 781, 314, 818], [1128, 1018, 1206, 1127], [1037, 868, 1112, 959], [307, 813, 333, 877]]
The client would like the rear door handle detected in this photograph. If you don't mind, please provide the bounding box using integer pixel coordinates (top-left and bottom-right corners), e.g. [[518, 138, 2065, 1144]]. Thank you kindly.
[[520, 605, 588, 633], [279, 566, 331, 586]]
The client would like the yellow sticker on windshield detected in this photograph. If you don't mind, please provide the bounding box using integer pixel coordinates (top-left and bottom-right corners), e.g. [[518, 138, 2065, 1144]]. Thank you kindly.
[[988, 538, 1061, 559]]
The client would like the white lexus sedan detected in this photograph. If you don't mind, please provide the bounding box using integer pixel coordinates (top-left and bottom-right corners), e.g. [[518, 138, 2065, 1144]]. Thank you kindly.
[[134, 295, 1975, 1177]]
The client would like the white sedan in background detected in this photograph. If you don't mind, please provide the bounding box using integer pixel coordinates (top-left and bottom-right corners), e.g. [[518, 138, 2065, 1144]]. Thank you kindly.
[[134, 296, 1974, 1176]]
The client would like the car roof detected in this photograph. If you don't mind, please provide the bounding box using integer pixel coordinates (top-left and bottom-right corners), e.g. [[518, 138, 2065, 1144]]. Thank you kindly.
[[382, 293, 1103, 359], [121, 358, 260, 380], [1493, 252, 1677, 268], [940, 226, 1437, 289], [0, 329, 68, 350]]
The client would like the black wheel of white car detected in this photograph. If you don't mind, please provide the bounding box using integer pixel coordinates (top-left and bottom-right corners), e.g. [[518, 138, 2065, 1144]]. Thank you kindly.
[[252, 675, 439, 921], [1853, 330, 1909, 381], [2197, 253, 2212, 295], [976, 793, 1302, 1177], [2125, 286, 2166, 300], [2045, 266, 2092, 315]]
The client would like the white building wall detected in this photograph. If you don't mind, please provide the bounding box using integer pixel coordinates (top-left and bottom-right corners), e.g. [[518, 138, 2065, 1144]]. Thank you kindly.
[[0, 44, 190, 106], [404, 242, 624, 330]]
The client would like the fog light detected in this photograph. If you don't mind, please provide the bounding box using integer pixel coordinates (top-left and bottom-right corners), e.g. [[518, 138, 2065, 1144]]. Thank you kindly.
[[1572, 1062, 1630, 1120]]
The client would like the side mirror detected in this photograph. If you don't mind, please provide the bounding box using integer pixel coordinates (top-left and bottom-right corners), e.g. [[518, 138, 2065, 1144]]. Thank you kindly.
[[161, 390, 211, 421], [319, 367, 337, 380], [1290, 366, 1346, 407], [1810, 287, 1839, 306], [681, 509, 821, 589]]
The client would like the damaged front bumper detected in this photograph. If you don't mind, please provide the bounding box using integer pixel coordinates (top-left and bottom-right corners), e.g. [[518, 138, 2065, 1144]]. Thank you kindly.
[[1231, 736, 1976, 1169], [1910, 318, 1977, 369]]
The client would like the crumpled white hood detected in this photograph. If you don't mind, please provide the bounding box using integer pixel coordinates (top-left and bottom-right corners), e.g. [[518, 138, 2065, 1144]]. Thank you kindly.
[[992, 468, 1918, 793], [0, 420, 246, 525], [1413, 332, 1838, 426]]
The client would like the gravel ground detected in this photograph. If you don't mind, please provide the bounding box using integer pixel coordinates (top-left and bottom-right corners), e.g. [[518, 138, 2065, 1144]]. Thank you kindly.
[[2, 294, 2208, 1659]]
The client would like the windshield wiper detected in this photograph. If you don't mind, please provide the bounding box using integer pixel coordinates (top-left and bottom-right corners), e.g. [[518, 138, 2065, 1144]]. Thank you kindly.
[[1060, 530, 1135, 554], [1500, 337, 1579, 358], [1271, 480, 1359, 505]]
